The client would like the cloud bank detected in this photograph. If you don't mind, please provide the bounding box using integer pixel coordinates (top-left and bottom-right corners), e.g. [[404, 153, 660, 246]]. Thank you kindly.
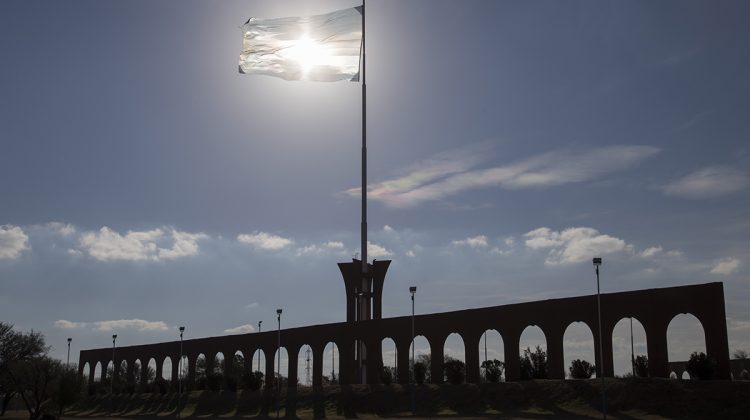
[[662, 166, 749, 199], [524, 227, 633, 265], [0, 225, 30, 259], [77, 227, 207, 262]]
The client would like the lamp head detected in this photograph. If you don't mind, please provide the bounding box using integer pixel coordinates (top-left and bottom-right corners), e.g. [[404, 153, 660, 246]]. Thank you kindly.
[[276, 309, 282, 315], [179, 326, 185, 333], [593, 257, 602, 266], [409, 286, 417, 294], [259, 320, 262, 325], [112, 334, 117, 340], [67, 338, 72, 343]]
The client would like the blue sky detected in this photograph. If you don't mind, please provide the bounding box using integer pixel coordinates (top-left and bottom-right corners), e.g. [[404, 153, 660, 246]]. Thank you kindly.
[[1, 0, 749, 377]]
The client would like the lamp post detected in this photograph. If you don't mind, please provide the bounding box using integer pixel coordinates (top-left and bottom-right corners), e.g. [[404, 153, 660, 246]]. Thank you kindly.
[[593, 258, 606, 420], [257, 321, 262, 373], [483, 331, 488, 381], [110, 334, 117, 415], [67, 338, 72, 366], [630, 318, 635, 377], [276, 309, 282, 419], [409, 286, 416, 414], [179, 326, 185, 411]]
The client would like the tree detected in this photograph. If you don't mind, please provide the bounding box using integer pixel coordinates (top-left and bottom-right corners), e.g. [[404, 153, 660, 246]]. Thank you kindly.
[[443, 358, 465, 384], [10, 356, 62, 420], [51, 365, 83, 418], [380, 366, 395, 385], [686, 352, 716, 380], [568, 359, 595, 379], [0, 323, 48, 417], [733, 349, 748, 360], [634, 355, 648, 377], [413, 362, 427, 385], [519, 346, 548, 380], [481, 359, 504, 383]]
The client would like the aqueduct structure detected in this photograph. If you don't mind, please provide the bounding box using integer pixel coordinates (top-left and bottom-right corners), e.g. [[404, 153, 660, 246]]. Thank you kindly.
[[79, 260, 731, 386]]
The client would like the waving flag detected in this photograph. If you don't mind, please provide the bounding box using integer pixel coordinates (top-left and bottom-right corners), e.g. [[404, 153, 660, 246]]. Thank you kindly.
[[239, 7, 363, 82]]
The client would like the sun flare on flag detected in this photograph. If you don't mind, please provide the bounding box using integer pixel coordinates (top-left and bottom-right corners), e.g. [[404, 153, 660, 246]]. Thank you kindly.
[[239, 7, 363, 82]]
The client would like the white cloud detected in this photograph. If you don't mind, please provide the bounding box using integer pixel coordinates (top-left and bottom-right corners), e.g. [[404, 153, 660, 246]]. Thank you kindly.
[[662, 166, 749, 199], [640, 246, 663, 258], [54, 320, 87, 329], [237, 232, 294, 251], [224, 324, 256, 334], [78, 227, 207, 262], [0, 225, 30, 260], [452, 235, 489, 248], [367, 241, 393, 259], [245, 302, 259, 309], [524, 227, 632, 265], [296, 240, 345, 256], [66, 249, 83, 257], [92, 319, 169, 332], [405, 249, 416, 258], [46, 222, 76, 236], [348, 145, 660, 208], [383, 225, 394, 232], [710, 258, 741, 275]]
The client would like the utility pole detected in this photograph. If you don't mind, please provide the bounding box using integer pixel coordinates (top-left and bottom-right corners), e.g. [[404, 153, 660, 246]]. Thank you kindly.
[[306, 346, 311, 386]]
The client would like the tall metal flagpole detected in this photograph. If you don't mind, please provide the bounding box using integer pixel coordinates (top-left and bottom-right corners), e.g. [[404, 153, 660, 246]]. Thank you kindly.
[[358, 0, 368, 384]]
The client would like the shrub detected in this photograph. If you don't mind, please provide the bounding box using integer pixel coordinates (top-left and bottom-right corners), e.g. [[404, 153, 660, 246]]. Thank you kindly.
[[413, 362, 427, 385], [520, 346, 548, 380], [443, 360, 466, 384], [634, 355, 649, 377], [243, 371, 263, 391], [206, 373, 223, 391], [569, 359, 595, 379], [481, 359, 504, 383], [686, 352, 716, 380], [380, 366, 394, 385]]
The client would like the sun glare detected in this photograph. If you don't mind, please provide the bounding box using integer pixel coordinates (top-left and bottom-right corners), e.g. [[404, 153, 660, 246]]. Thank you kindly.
[[281, 35, 336, 77]]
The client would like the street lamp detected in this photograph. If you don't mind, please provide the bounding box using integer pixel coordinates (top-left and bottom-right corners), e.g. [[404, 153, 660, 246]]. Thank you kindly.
[[257, 321, 262, 373], [409, 286, 416, 414], [67, 338, 72, 366], [593, 257, 606, 420], [630, 318, 635, 377], [178, 327, 185, 402], [276, 309, 282, 419], [110, 334, 117, 415]]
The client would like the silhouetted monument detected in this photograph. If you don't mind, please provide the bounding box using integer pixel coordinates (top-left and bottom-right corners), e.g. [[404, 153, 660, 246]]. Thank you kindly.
[[79, 280, 731, 387]]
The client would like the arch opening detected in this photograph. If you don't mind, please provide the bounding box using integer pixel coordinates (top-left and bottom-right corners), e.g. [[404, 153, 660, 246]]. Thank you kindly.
[[612, 317, 648, 377], [443, 333, 466, 384], [322, 342, 339, 385], [146, 359, 157, 384], [296, 344, 314, 387], [273, 347, 290, 388], [411, 335, 431, 384], [381, 338, 397, 384], [82, 362, 91, 384], [563, 322, 596, 379], [162, 356, 172, 381], [519, 325, 548, 380], [667, 313, 708, 379], [479, 329, 504, 383]]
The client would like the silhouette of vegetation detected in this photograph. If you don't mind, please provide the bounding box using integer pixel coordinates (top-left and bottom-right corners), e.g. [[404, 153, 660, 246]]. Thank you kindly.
[[686, 351, 717, 380], [413, 362, 427, 385], [380, 366, 395, 385], [733, 349, 748, 360], [520, 346, 548, 380], [634, 355, 649, 377], [481, 359, 504, 383], [443, 357, 466, 384], [568, 359, 595, 379]]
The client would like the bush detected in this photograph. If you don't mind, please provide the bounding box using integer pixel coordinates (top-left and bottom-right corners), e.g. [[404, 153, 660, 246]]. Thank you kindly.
[[206, 373, 223, 391], [380, 366, 394, 385], [242, 371, 264, 391], [443, 360, 466, 384], [569, 359, 595, 379], [481, 359, 504, 383], [686, 352, 716, 380], [520, 346, 548, 380], [634, 355, 649, 377], [413, 362, 427, 385]]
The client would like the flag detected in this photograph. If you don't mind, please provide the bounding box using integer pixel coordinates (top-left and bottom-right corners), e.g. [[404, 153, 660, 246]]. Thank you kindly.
[[239, 7, 363, 82]]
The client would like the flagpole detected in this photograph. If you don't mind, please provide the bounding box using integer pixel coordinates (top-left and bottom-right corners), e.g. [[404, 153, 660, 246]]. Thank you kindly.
[[359, 0, 368, 384]]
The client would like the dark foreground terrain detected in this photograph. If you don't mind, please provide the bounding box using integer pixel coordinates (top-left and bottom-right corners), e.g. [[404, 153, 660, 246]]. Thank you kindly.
[[6, 378, 750, 419]]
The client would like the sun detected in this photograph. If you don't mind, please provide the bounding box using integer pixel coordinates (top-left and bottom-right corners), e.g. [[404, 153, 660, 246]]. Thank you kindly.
[[281, 35, 336, 78]]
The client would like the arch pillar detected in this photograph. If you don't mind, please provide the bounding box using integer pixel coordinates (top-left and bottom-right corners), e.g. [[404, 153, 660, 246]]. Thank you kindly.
[[366, 337, 382, 385], [592, 324, 614, 378], [396, 338, 410, 385], [88, 363, 96, 384], [503, 330, 521, 381], [223, 351, 233, 378], [312, 345, 324, 387], [187, 355, 196, 385], [429, 337, 444, 384], [171, 356, 179, 383], [339, 340, 355, 385], [205, 355, 215, 377], [126, 360, 135, 385], [265, 348, 276, 389], [545, 327, 565, 380], [155, 359, 164, 382], [287, 345, 300, 388], [463, 332, 481, 384], [645, 320, 669, 378]]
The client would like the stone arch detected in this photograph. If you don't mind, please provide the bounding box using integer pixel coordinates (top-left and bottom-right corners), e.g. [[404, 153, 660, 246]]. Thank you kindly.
[[322, 341, 339, 385], [296, 344, 314, 386], [119, 360, 128, 384], [162, 356, 172, 380], [146, 358, 157, 384], [177, 355, 188, 384], [667, 313, 707, 363], [479, 329, 504, 382], [443, 333, 466, 384], [563, 322, 596, 379], [273, 347, 290, 387], [194, 354, 207, 388], [381, 337, 397, 384], [411, 335, 431, 383], [669, 371, 678, 379], [105, 360, 114, 383], [82, 362, 91, 383], [611, 317, 647, 377], [519, 325, 548, 380], [213, 352, 225, 376], [681, 371, 691, 380], [250, 349, 266, 378]]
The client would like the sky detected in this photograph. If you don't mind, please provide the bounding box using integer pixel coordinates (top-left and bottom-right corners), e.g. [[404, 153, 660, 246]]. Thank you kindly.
[[1, 0, 749, 378]]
